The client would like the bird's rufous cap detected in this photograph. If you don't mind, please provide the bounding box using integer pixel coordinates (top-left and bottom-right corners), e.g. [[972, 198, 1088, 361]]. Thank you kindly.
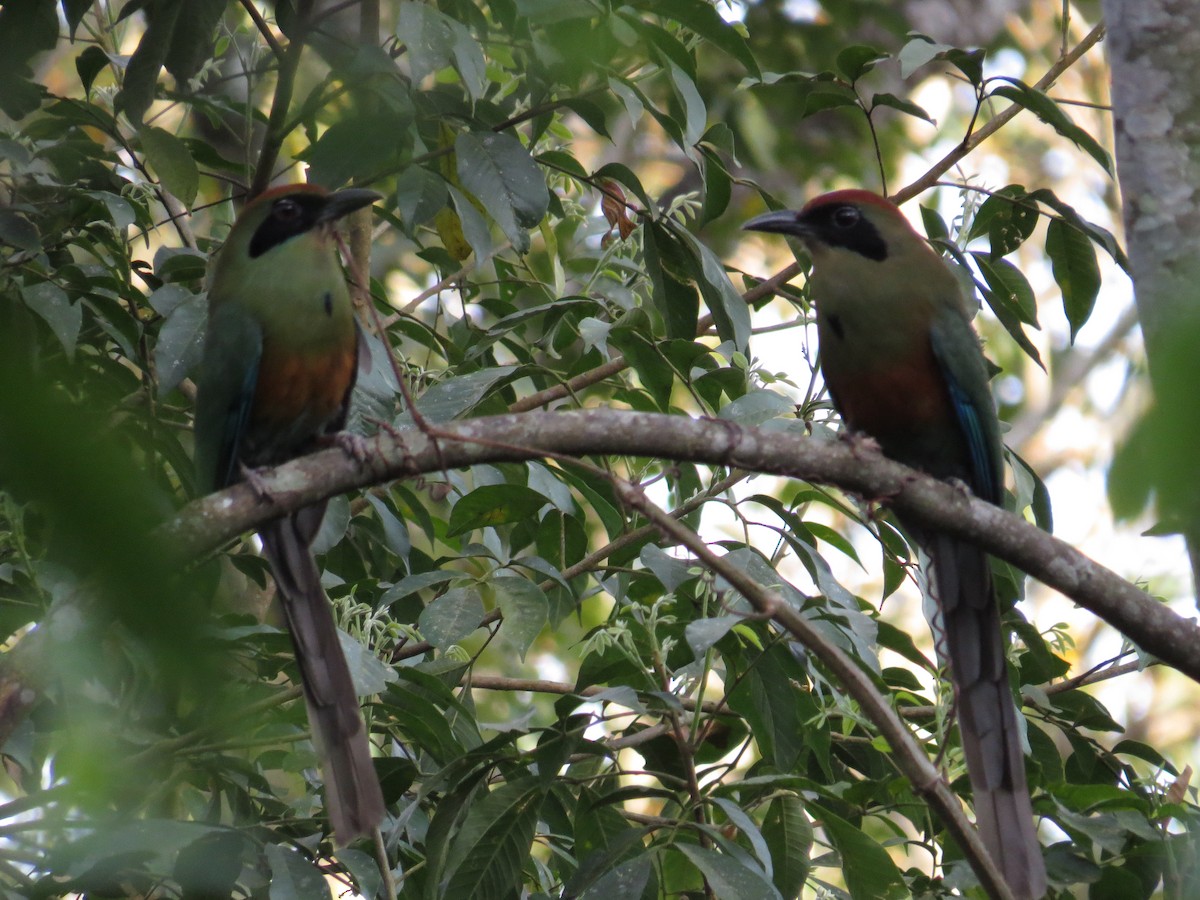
[[240, 183, 381, 222], [799, 189, 908, 224], [743, 189, 913, 239]]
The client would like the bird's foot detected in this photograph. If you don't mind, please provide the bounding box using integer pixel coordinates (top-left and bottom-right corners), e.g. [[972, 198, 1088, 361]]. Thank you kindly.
[[327, 431, 372, 464], [945, 476, 974, 501], [238, 462, 274, 502], [839, 429, 882, 458], [365, 416, 404, 441]]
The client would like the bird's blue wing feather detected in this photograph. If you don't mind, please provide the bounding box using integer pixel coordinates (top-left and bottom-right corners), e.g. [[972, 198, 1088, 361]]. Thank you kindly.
[[929, 317, 1002, 505], [942, 371, 999, 501], [194, 302, 263, 492]]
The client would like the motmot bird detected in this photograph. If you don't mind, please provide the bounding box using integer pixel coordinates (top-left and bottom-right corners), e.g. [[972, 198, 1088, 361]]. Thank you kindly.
[[195, 183, 385, 844], [745, 190, 1047, 899]]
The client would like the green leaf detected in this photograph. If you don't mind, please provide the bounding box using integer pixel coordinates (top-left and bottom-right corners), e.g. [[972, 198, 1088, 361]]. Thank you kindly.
[[712, 797, 774, 878], [337, 628, 396, 695], [301, 111, 412, 189], [991, 80, 1113, 174], [1027, 189, 1128, 270], [594, 161, 653, 211], [632, 0, 759, 76], [622, 14, 695, 80], [667, 61, 707, 148], [1112, 740, 1168, 769], [561, 97, 611, 138], [898, 35, 951, 79], [920, 204, 949, 243], [643, 221, 700, 340], [809, 804, 906, 899], [153, 289, 206, 395], [62, 0, 93, 38], [311, 494, 350, 554], [674, 227, 752, 352], [1045, 217, 1100, 342], [173, 830, 246, 897], [265, 844, 329, 900], [399, 1, 485, 96], [970, 186, 1039, 256], [455, 132, 550, 254], [396, 165, 449, 230], [0, 0, 57, 118], [870, 92, 935, 125], [116, 1, 182, 124], [760, 794, 811, 899], [973, 252, 1038, 326], [718, 389, 794, 426], [1088, 864, 1146, 900], [700, 147, 732, 226], [0, 208, 40, 251], [448, 18, 487, 99], [942, 250, 1043, 369], [492, 576, 549, 660], [608, 310, 675, 408], [384, 679, 471, 761], [333, 848, 383, 900], [448, 484, 550, 537], [684, 614, 740, 660], [577, 853, 654, 899], [608, 77, 646, 129], [75, 46, 111, 97], [365, 493, 412, 559], [23, 282, 81, 359], [727, 645, 808, 772], [418, 586, 485, 649], [442, 777, 546, 900], [674, 843, 782, 900], [836, 45, 886, 81], [1008, 447, 1053, 533], [400, 366, 518, 426], [536, 148, 589, 179], [641, 544, 693, 593], [944, 47, 985, 86], [447, 182, 494, 260], [87, 189, 137, 229]]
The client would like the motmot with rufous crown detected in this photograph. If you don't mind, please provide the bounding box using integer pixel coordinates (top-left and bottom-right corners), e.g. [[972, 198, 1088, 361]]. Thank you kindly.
[[745, 190, 1047, 899], [194, 183, 385, 845]]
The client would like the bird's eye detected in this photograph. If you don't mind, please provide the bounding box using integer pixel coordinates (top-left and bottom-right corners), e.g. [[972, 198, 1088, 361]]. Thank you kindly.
[[833, 206, 860, 228], [273, 199, 301, 221]]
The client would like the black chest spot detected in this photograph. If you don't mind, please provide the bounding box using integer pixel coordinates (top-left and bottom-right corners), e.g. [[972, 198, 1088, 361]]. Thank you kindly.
[[826, 312, 845, 340], [323, 291, 333, 316]]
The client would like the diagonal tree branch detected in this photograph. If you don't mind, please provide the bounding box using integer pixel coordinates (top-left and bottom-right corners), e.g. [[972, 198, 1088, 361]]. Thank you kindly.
[[611, 476, 1015, 900]]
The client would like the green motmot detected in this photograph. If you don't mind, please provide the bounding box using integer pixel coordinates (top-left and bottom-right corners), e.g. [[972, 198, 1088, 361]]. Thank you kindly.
[[194, 183, 385, 844], [745, 190, 1047, 899]]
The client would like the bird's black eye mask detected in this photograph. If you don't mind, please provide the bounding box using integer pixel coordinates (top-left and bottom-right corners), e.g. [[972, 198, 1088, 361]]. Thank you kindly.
[[248, 194, 331, 258], [802, 204, 888, 262]]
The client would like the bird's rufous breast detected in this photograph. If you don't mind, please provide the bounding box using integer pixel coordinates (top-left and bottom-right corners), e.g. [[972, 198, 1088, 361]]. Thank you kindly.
[[250, 340, 356, 450], [826, 340, 954, 441]]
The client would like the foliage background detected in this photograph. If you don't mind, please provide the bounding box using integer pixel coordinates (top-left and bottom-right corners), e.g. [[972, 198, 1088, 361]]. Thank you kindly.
[[0, 0, 1196, 897]]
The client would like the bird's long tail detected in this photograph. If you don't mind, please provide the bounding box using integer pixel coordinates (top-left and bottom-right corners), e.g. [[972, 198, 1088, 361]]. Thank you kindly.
[[260, 504, 385, 845], [928, 533, 1046, 900]]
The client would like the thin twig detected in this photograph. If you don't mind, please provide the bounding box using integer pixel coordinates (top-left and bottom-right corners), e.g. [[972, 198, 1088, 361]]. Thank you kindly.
[[237, 0, 284, 58], [507, 262, 803, 413], [249, 1, 314, 198], [893, 22, 1107, 206]]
